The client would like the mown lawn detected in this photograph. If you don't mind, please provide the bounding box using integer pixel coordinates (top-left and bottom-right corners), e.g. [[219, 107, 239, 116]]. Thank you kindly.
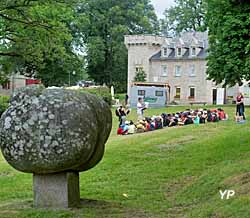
[[0, 105, 250, 218]]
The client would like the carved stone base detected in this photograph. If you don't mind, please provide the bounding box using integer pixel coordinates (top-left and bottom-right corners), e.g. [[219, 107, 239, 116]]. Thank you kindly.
[[33, 172, 80, 208]]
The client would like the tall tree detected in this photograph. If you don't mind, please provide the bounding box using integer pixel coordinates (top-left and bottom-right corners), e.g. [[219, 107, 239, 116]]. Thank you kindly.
[[0, 1, 73, 67], [77, 0, 159, 92], [0, 0, 159, 89], [206, 0, 250, 86], [161, 0, 207, 35], [0, 0, 85, 86]]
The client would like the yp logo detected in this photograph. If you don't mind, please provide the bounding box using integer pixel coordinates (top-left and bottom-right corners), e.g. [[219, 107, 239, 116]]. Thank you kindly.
[[219, 190, 235, 200]]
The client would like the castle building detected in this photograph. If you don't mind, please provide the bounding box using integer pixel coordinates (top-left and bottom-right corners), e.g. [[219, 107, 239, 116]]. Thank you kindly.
[[124, 32, 237, 105]]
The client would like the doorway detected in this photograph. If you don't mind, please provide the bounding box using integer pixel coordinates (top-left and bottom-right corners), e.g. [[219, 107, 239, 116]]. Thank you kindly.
[[212, 89, 217, 105]]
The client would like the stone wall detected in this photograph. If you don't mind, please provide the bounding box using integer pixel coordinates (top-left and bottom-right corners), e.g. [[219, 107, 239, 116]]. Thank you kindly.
[[150, 59, 215, 105]]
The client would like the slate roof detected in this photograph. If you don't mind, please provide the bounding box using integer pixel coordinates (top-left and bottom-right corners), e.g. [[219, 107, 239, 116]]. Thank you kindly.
[[150, 31, 208, 61]]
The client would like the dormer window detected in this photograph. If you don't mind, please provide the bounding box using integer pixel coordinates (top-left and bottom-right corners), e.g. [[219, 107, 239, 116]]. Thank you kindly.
[[163, 48, 168, 57], [177, 47, 182, 56], [191, 47, 196, 56]]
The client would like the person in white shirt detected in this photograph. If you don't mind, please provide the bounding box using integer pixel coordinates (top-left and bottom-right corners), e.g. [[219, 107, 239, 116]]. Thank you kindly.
[[137, 97, 146, 120]]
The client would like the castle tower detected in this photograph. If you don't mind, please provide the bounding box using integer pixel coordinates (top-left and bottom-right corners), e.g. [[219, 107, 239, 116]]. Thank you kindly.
[[124, 35, 165, 96]]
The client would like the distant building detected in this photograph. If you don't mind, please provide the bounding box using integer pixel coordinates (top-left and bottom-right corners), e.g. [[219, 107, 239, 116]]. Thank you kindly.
[[0, 74, 41, 96], [125, 32, 239, 105]]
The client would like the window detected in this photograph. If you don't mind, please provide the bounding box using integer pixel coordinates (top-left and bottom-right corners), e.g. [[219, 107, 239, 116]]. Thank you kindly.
[[175, 87, 181, 99], [175, 65, 181, 77], [161, 65, 167, 77], [138, 90, 145, 96], [189, 64, 196, 77], [191, 47, 196, 56], [189, 87, 195, 99], [135, 66, 143, 72], [155, 91, 163, 97], [163, 48, 168, 56], [177, 47, 182, 56]]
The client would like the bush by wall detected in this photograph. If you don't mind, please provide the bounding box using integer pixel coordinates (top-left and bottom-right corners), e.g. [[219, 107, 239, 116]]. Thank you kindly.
[[0, 95, 10, 116], [80, 87, 112, 106]]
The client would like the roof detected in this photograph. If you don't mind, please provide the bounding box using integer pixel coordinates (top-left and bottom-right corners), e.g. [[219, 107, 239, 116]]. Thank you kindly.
[[150, 31, 208, 61], [150, 48, 207, 61]]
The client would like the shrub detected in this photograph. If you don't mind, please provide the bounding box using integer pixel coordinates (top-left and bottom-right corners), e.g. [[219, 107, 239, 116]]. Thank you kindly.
[[80, 87, 112, 106], [133, 69, 147, 82], [0, 95, 10, 116]]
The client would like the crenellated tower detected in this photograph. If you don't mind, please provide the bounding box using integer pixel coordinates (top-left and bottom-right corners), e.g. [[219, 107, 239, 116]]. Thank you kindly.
[[124, 35, 165, 95]]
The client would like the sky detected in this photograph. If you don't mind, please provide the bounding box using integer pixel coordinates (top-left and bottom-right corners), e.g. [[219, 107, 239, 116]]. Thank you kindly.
[[151, 0, 175, 18]]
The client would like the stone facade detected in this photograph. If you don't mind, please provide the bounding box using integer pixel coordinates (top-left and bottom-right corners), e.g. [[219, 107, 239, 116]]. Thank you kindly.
[[125, 32, 236, 105]]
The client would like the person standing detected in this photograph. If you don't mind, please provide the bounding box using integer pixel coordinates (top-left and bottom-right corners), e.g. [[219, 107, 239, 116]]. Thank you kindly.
[[236, 92, 246, 120], [137, 97, 146, 120], [115, 106, 130, 126], [125, 94, 129, 106]]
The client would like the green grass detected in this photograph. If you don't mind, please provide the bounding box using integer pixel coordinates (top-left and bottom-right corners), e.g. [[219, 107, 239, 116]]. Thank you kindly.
[[0, 105, 250, 217]]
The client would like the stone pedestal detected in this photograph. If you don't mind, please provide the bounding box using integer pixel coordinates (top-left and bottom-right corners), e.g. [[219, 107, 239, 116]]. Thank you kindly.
[[33, 171, 80, 208]]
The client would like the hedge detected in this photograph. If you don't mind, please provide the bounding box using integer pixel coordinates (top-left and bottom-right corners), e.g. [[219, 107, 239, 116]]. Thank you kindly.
[[0, 95, 10, 116], [80, 87, 112, 106]]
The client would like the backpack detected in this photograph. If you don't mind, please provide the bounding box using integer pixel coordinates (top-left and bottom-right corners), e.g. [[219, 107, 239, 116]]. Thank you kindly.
[[212, 113, 219, 122], [115, 108, 120, 117], [200, 117, 206, 124], [207, 113, 213, 122], [184, 117, 193, 125], [161, 113, 169, 127]]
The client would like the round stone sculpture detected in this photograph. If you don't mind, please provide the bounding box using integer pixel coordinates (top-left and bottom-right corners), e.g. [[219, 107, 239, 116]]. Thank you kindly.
[[0, 85, 112, 174]]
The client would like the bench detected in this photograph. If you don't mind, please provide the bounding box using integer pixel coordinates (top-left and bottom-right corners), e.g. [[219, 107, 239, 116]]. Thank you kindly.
[[190, 102, 207, 106]]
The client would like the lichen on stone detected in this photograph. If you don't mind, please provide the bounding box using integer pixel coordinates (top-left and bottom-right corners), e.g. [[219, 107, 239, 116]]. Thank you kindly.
[[0, 85, 112, 174]]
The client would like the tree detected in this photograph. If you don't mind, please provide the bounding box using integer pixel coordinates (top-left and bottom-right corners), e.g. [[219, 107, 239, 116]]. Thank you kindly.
[[206, 0, 250, 86], [77, 0, 159, 92], [0, 1, 73, 65], [0, 0, 159, 89], [134, 69, 147, 82], [161, 0, 207, 36], [0, 0, 84, 86]]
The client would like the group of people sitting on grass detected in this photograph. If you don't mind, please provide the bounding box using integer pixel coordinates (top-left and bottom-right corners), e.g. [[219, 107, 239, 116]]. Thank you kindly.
[[115, 106, 228, 135]]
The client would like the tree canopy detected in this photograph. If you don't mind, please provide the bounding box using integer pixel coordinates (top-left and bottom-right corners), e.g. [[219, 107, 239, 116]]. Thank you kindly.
[[161, 0, 250, 86], [77, 0, 159, 92], [0, 1, 73, 71], [0, 0, 159, 90], [206, 0, 250, 86], [161, 0, 207, 36]]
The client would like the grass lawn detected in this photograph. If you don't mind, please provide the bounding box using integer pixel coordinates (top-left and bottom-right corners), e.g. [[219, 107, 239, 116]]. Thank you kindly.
[[0, 105, 250, 217]]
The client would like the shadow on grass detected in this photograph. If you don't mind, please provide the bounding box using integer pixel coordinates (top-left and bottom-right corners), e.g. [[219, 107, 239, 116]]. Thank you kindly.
[[79, 198, 121, 209], [0, 198, 155, 218], [78, 198, 155, 218]]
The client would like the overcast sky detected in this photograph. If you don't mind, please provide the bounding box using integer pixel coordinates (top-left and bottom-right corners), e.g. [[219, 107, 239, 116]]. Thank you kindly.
[[151, 0, 175, 18]]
